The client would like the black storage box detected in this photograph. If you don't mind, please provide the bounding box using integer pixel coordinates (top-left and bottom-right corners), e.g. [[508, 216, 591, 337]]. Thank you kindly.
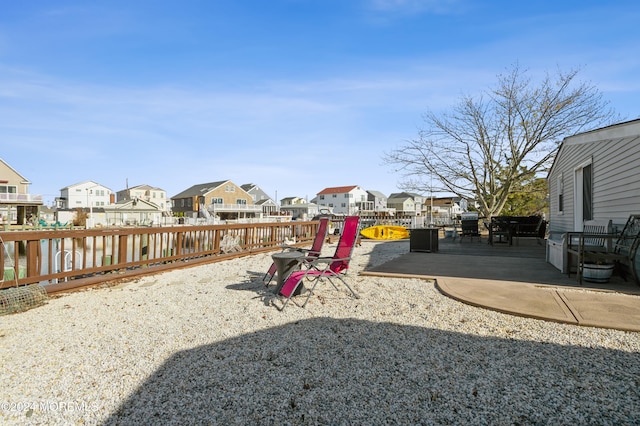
[[410, 228, 439, 252]]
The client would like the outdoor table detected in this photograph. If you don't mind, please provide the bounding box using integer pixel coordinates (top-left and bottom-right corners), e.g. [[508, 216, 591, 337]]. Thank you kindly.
[[271, 251, 305, 295], [489, 219, 515, 245]]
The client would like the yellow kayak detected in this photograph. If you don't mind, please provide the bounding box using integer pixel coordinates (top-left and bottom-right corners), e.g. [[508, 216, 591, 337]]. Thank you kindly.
[[360, 225, 410, 240]]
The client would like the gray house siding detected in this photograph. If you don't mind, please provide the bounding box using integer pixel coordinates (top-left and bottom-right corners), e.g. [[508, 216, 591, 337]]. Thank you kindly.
[[549, 119, 640, 235], [547, 120, 640, 272]]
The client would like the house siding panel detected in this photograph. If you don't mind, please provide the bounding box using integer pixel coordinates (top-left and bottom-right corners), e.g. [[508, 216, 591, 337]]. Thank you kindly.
[[594, 136, 640, 226], [548, 121, 640, 235]]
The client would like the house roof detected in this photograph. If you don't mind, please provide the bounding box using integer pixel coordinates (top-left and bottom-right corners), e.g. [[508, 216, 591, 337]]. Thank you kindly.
[[108, 198, 162, 211], [388, 192, 421, 200], [171, 180, 229, 199], [548, 119, 640, 178], [124, 184, 164, 192], [432, 198, 457, 207], [60, 180, 112, 192], [240, 183, 256, 192], [317, 185, 359, 195], [564, 118, 640, 144], [388, 194, 413, 202], [0, 157, 30, 184], [367, 190, 386, 198]]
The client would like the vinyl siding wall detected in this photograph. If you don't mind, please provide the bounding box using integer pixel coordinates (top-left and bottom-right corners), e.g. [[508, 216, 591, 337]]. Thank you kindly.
[[548, 121, 640, 235]]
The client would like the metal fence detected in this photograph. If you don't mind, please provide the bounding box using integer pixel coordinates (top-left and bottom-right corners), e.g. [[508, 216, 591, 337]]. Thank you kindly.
[[0, 220, 324, 294]]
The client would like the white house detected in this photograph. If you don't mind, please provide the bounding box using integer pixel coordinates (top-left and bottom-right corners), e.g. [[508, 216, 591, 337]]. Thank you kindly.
[[57, 181, 113, 210], [56, 181, 113, 228], [316, 185, 368, 215], [280, 196, 319, 220], [546, 119, 640, 271]]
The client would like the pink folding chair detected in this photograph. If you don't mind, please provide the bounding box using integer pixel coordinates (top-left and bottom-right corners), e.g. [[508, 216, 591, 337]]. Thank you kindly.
[[263, 217, 330, 286], [276, 216, 360, 310]]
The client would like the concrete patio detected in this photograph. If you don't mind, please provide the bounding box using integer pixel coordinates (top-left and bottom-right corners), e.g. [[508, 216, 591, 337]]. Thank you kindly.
[[361, 234, 640, 332]]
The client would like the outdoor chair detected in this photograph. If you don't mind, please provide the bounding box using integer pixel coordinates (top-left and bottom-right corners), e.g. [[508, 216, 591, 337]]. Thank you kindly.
[[220, 234, 242, 253], [565, 219, 611, 279], [459, 212, 481, 243], [275, 216, 360, 310], [263, 217, 330, 286], [568, 215, 640, 285], [487, 215, 547, 246]]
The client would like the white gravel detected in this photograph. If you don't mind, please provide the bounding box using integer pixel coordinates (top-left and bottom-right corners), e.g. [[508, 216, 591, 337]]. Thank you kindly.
[[1, 240, 639, 425]]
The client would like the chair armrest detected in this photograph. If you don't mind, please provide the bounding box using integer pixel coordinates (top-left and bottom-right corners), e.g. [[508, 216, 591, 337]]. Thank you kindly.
[[303, 256, 351, 265], [298, 256, 352, 272]]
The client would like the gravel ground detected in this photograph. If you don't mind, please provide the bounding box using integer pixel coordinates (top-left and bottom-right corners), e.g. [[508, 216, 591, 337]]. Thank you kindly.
[[1, 240, 639, 425]]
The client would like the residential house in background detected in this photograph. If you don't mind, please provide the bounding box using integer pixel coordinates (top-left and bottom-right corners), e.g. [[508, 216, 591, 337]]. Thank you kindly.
[[316, 185, 369, 215], [387, 192, 426, 216], [57, 181, 113, 210], [431, 197, 465, 225], [104, 198, 165, 226], [547, 119, 640, 272], [171, 180, 261, 220], [56, 181, 113, 227], [116, 184, 170, 213], [241, 183, 278, 216], [280, 196, 319, 220], [366, 190, 394, 213], [0, 157, 43, 225], [40, 205, 56, 224]]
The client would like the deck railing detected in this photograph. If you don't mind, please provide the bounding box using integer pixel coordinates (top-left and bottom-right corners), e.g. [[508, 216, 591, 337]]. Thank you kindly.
[[0, 220, 325, 294], [0, 193, 43, 203]]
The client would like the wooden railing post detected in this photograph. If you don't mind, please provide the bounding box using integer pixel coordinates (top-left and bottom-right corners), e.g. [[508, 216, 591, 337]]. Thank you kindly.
[[118, 235, 128, 265], [26, 240, 40, 278]]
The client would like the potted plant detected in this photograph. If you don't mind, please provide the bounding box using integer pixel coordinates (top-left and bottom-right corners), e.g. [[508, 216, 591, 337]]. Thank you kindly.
[[582, 256, 615, 283]]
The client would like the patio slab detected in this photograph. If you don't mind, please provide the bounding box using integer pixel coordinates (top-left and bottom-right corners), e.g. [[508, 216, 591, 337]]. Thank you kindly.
[[436, 278, 578, 324], [557, 291, 640, 332], [360, 237, 640, 331]]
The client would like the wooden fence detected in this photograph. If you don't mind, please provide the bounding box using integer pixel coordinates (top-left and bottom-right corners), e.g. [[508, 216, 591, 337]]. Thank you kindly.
[[0, 220, 325, 294]]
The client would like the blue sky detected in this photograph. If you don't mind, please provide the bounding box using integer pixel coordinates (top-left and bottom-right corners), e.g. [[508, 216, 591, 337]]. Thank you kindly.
[[1, 0, 639, 206]]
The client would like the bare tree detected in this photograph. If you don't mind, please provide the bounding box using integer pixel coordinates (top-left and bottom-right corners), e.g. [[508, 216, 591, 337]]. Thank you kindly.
[[386, 64, 620, 219]]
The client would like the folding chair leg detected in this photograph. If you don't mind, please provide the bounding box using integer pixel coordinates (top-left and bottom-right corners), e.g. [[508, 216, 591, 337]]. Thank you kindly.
[[333, 276, 360, 300], [277, 294, 293, 311], [299, 275, 360, 308], [278, 285, 303, 311], [301, 277, 321, 308], [263, 263, 277, 285]]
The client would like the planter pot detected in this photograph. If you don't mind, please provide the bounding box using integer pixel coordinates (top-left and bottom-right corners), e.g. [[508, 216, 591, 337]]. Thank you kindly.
[[582, 263, 614, 283]]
